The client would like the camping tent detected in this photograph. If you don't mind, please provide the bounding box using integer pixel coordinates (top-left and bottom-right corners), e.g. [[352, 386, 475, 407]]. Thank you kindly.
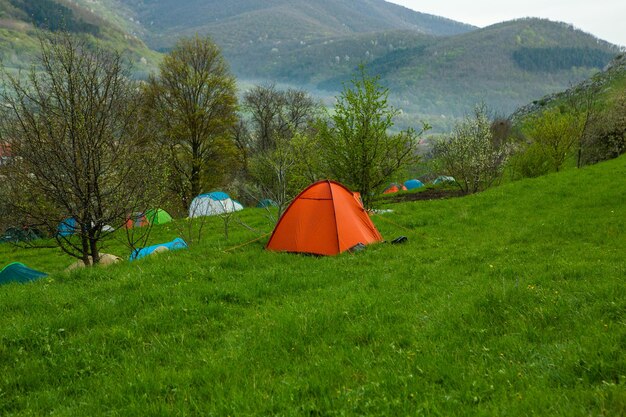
[[57, 217, 78, 236], [0, 262, 47, 285], [256, 199, 277, 208], [125, 208, 173, 228], [266, 180, 383, 256], [58, 218, 114, 234], [404, 179, 424, 190], [130, 237, 188, 261], [433, 175, 455, 185], [189, 192, 243, 217], [145, 208, 173, 225], [383, 183, 407, 194], [1, 226, 43, 243], [125, 213, 150, 229]]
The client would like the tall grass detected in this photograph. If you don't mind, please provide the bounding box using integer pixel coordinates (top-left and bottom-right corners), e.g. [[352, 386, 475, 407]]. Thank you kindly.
[[0, 156, 624, 415]]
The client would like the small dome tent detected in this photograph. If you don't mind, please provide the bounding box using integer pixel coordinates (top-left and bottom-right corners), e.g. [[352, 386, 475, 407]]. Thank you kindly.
[[404, 179, 424, 190], [383, 183, 407, 194], [125, 212, 150, 229], [0, 262, 47, 285], [145, 208, 173, 225], [189, 192, 243, 217], [125, 208, 173, 228], [57, 217, 78, 237], [257, 199, 277, 208], [433, 175, 455, 185], [266, 180, 383, 256]]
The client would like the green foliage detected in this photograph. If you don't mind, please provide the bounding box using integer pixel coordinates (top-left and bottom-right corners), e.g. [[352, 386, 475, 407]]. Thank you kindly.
[[433, 104, 513, 194], [581, 91, 626, 165], [0, 154, 624, 415], [507, 142, 553, 180], [523, 107, 585, 172], [318, 67, 425, 207]]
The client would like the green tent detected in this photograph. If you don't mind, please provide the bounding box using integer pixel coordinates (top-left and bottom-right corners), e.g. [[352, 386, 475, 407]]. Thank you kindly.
[[145, 208, 173, 225], [0, 262, 47, 285]]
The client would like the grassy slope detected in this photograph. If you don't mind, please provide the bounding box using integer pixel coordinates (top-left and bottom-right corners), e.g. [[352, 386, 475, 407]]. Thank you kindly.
[[1, 155, 625, 415]]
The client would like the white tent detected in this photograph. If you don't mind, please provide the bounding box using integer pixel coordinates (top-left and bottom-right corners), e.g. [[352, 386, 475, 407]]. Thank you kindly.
[[189, 192, 243, 217]]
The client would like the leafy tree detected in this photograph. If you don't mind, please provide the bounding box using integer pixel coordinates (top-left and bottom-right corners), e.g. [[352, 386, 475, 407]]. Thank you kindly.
[[433, 104, 512, 194], [524, 107, 584, 172], [581, 92, 626, 165], [318, 67, 427, 207], [144, 35, 239, 211], [0, 33, 162, 265]]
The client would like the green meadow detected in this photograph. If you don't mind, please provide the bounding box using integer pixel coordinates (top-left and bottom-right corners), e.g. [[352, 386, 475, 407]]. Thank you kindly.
[[1, 155, 625, 416]]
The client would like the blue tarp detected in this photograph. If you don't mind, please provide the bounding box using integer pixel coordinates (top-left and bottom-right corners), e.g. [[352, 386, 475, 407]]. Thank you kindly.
[[0, 262, 47, 285], [129, 238, 188, 261]]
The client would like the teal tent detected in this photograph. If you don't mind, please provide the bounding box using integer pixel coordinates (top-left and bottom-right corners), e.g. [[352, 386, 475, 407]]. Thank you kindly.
[[1, 227, 44, 243], [257, 199, 277, 208], [0, 262, 47, 285]]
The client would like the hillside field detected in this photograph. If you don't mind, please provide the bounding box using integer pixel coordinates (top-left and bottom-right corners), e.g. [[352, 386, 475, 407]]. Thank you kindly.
[[0, 155, 625, 415]]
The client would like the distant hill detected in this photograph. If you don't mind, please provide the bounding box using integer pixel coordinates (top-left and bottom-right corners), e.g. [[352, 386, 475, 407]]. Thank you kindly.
[[0, 0, 160, 78], [95, 0, 620, 131], [511, 53, 626, 123], [2, 1, 621, 133], [115, 0, 475, 50], [357, 18, 621, 124]]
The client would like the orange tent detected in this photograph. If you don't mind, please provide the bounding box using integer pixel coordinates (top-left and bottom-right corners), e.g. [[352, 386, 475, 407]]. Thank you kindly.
[[383, 183, 407, 194], [266, 180, 383, 256]]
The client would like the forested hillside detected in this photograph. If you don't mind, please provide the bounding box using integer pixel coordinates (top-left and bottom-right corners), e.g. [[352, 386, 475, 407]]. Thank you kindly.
[[115, 0, 475, 50], [0, 0, 159, 77]]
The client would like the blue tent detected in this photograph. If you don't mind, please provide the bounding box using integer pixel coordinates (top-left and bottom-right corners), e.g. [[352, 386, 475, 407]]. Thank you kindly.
[[0, 262, 47, 285], [130, 238, 188, 261], [404, 179, 424, 190], [57, 217, 78, 237]]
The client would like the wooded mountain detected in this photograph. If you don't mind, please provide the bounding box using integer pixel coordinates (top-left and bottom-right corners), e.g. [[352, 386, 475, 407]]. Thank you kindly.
[[115, 0, 475, 50], [1, 0, 622, 132], [0, 0, 159, 77]]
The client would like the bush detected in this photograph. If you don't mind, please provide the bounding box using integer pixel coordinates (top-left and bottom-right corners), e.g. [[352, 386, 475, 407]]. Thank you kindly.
[[432, 104, 513, 194]]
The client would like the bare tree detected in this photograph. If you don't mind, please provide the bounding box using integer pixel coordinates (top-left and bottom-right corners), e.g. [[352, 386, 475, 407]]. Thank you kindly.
[[243, 84, 319, 152], [0, 33, 163, 265], [242, 85, 322, 217], [144, 35, 239, 211]]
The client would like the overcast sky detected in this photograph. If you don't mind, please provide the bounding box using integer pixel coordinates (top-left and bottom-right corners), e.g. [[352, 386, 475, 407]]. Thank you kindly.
[[386, 0, 626, 47]]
